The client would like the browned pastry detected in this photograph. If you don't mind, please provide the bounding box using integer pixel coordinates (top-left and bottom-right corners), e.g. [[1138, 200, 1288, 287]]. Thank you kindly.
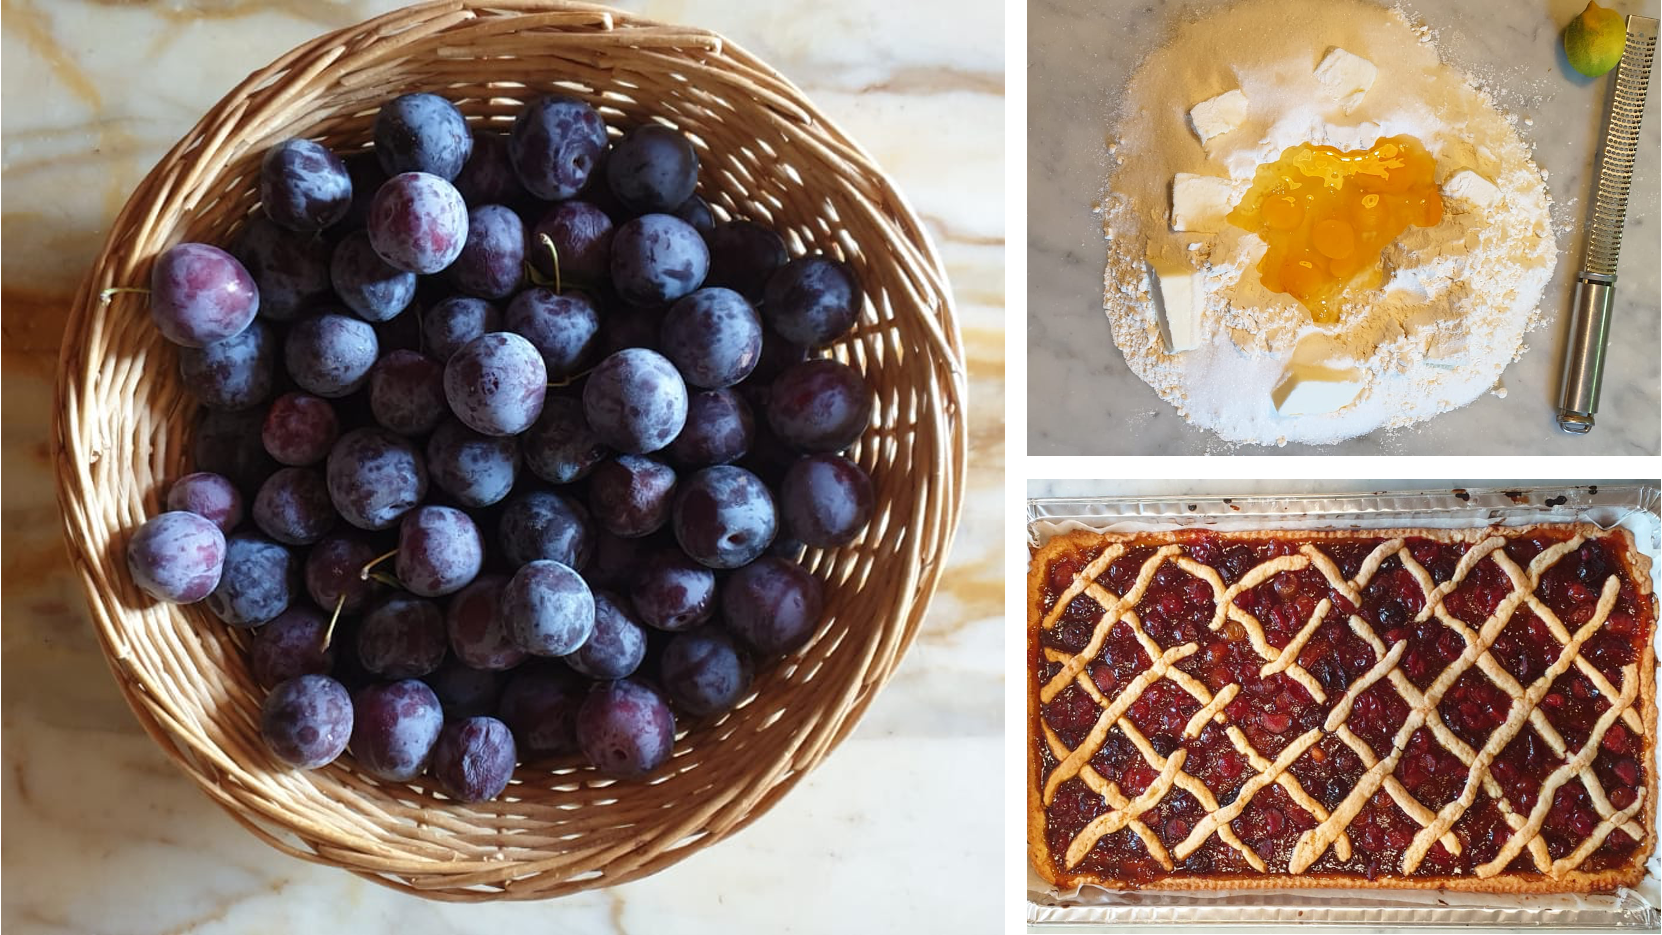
[[1028, 525, 1657, 893]]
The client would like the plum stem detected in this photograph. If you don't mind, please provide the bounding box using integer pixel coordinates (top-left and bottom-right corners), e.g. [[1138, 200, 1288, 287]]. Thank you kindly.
[[537, 232, 562, 293], [359, 548, 398, 581], [322, 592, 346, 651]]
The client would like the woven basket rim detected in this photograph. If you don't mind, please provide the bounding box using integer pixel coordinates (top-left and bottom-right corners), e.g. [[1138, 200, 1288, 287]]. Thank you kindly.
[[51, 0, 970, 903]]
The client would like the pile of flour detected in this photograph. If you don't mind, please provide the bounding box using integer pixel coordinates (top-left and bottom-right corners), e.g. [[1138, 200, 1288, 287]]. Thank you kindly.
[[1100, 0, 1557, 446]]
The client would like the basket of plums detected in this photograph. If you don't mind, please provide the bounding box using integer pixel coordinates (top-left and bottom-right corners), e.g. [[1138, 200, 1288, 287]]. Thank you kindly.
[[54, 2, 964, 900]]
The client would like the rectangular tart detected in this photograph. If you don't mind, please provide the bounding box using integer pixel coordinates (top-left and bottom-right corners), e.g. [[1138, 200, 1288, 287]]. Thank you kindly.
[[1027, 525, 1657, 893]]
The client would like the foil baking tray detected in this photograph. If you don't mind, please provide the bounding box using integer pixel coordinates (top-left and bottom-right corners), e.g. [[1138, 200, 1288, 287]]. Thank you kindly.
[[1025, 484, 1662, 931]]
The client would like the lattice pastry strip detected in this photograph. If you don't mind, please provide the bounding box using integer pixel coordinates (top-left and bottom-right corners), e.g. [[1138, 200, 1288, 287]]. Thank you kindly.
[[1289, 541, 1535, 876], [1043, 601, 1356, 870], [1476, 665, 1645, 877], [1040, 723, 1175, 870], [1402, 576, 1643, 872], [1042, 641, 1196, 806], [1039, 546, 1181, 704]]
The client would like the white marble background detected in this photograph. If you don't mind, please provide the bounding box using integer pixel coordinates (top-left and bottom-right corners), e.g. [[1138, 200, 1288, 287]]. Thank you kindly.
[[1030, 478, 1658, 498], [0, 2, 1005, 932], [1029, 0, 1662, 455]]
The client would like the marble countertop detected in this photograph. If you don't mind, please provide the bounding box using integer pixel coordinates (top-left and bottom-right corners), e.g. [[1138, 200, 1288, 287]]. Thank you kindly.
[[1029, 0, 1661, 455], [1029, 478, 1659, 499], [0, 2, 1004, 932]]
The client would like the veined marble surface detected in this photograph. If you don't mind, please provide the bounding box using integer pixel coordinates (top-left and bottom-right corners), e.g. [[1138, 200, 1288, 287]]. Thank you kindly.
[[0, 2, 1004, 932], [1029, 0, 1661, 455]]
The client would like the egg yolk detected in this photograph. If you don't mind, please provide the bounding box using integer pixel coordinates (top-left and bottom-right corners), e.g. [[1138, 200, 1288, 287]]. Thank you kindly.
[[1226, 135, 1443, 324]]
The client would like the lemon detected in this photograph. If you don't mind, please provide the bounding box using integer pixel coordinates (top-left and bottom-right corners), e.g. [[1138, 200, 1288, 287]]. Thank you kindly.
[[1565, 1, 1627, 77]]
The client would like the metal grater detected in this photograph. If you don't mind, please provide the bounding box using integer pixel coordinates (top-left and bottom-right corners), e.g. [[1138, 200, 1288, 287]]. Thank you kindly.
[[1556, 14, 1658, 434]]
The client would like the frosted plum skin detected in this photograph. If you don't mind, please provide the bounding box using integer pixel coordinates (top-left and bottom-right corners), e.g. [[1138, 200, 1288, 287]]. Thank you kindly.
[[149, 242, 260, 348], [367, 171, 469, 274], [126, 511, 226, 604]]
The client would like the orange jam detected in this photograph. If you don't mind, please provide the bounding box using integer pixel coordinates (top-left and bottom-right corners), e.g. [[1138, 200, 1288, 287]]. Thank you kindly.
[[1226, 135, 1443, 324]]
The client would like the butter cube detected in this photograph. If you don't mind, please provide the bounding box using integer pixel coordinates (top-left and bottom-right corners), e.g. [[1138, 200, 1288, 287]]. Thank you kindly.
[[1272, 364, 1363, 415], [1189, 89, 1250, 145], [1314, 48, 1377, 115], [1148, 257, 1204, 353], [1442, 170, 1501, 212], [1171, 174, 1235, 233]]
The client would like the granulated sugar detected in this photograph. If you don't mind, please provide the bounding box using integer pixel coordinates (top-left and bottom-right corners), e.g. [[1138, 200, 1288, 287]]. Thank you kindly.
[[1100, 0, 1557, 446]]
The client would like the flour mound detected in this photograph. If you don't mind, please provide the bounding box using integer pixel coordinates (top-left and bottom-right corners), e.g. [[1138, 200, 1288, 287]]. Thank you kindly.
[[1101, 0, 1557, 446]]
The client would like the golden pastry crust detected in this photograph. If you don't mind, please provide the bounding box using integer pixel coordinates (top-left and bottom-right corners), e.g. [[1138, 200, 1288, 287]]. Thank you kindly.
[[1027, 524, 1657, 894]]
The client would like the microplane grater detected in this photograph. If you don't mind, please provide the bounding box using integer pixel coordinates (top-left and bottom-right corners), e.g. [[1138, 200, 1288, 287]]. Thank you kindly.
[[1556, 14, 1658, 434]]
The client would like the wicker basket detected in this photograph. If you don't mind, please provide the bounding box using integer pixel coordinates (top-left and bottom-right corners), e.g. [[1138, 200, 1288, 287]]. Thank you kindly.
[[53, 1, 965, 900]]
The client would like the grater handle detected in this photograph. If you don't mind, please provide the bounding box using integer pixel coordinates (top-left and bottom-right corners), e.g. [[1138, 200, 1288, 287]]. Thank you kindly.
[[1556, 273, 1616, 432]]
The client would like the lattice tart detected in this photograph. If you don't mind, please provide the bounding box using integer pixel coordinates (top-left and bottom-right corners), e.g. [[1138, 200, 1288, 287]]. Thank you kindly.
[[1027, 525, 1657, 893]]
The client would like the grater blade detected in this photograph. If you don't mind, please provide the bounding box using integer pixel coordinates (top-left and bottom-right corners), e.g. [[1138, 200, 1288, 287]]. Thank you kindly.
[[1583, 15, 1657, 276]]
